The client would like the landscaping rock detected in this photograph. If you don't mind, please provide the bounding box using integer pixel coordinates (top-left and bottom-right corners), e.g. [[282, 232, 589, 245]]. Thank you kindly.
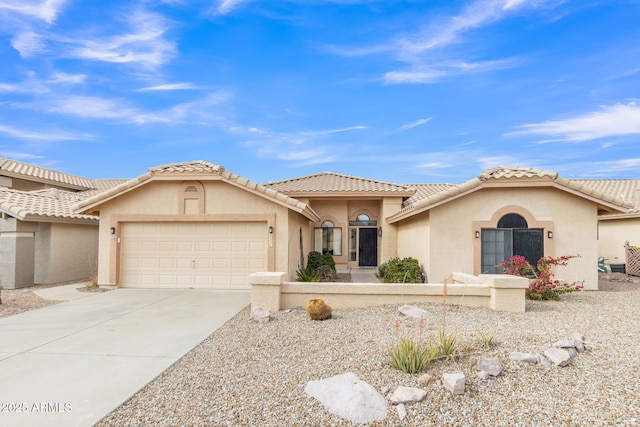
[[304, 372, 387, 424], [397, 403, 407, 421], [250, 307, 271, 323], [510, 352, 538, 364], [537, 354, 553, 368], [553, 339, 577, 349], [478, 357, 503, 376], [443, 373, 466, 395], [543, 347, 573, 367], [398, 305, 434, 320], [389, 386, 427, 404], [476, 370, 490, 381]]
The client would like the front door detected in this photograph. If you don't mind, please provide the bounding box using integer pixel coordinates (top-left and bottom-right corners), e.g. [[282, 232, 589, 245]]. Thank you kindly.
[[358, 228, 377, 267]]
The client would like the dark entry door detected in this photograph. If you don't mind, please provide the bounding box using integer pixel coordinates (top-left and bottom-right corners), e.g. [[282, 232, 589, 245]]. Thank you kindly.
[[513, 229, 543, 268], [358, 228, 377, 267]]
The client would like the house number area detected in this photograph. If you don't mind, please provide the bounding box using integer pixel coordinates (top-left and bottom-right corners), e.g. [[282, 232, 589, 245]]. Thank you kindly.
[[1, 402, 72, 413]]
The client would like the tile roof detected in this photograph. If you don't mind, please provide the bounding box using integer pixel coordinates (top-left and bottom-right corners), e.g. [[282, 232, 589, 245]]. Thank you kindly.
[[265, 172, 415, 196], [571, 179, 640, 214], [0, 157, 94, 190], [403, 183, 458, 208], [0, 188, 98, 222], [387, 166, 631, 223], [74, 160, 321, 222]]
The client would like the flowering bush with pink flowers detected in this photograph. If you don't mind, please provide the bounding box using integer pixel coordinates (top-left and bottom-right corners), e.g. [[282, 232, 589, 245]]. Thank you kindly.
[[501, 254, 582, 300]]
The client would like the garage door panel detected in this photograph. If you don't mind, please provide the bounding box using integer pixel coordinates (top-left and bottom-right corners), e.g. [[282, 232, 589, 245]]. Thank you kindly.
[[120, 221, 267, 289]]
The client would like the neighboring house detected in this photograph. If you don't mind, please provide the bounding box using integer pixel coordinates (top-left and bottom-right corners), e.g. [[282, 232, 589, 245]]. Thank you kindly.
[[0, 158, 126, 289], [572, 178, 640, 267], [73, 160, 633, 292]]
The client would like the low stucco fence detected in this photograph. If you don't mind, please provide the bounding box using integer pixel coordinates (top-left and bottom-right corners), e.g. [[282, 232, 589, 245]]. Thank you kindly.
[[249, 272, 530, 314]]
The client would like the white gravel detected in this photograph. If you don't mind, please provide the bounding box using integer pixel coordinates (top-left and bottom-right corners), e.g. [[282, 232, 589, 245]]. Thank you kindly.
[[98, 275, 640, 426]]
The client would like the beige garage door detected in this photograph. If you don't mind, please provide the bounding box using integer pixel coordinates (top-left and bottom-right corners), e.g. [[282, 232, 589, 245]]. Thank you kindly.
[[120, 222, 267, 289]]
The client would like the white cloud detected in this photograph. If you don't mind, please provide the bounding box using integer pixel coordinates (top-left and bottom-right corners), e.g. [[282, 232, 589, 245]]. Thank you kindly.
[[0, 71, 85, 94], [0, 124, 90, 141], [65, 9, 176, 69], [137, 83, 199, 92], [214, 0, 254, 15], [40, 95, 137, 119], [507, 102, 640, 142], [396, 118, 432, 133], [0, 0, 68, 24], [11, 31, 46, 57]]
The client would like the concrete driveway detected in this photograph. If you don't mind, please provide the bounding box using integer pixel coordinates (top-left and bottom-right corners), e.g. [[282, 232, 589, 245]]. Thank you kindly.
[[0, 286, 249, 427]]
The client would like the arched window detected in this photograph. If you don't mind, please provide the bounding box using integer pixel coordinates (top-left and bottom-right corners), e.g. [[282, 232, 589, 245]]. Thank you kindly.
[[356, 213, 370, 222], [314, 220, 342, 255], [498, 213, 528, 229]]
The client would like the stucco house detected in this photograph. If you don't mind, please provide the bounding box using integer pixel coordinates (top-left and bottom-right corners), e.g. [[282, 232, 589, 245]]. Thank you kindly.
[[73, 160, 634, 292], [0, 158, 126, 289], [572, 178, 640, 269]]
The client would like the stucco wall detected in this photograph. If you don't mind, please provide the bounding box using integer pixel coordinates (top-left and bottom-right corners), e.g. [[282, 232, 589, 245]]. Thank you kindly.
[[396, 213, 430, 281], [95, 180, 293, 285], [287, 211, 312, 281], [397, 186, 599, 290], [0, 218, 36, 289], [598, 217, 640, 265], [34, 222, 98, 284]]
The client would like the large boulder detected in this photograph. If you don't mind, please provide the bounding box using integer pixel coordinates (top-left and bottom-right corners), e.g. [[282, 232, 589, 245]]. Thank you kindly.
[[304, 373, 387, 423]]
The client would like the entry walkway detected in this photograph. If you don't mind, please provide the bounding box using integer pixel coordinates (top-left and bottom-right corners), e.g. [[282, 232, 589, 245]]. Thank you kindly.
[[0, 287, 249, 427], [349, 268, 381, 283]]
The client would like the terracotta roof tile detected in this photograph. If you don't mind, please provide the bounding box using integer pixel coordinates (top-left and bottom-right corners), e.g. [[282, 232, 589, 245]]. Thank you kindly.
[[0, 188, 98, 222], [571, 179, 640, 213], [266, 172, 415, 195], [0, 157, 94, 190], [149, 160, 224, 174]]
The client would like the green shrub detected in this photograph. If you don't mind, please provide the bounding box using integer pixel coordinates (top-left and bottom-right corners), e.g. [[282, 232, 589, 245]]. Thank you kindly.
[[296, 267, 322, 282], [303, 251, 337, 281], [306, 251, 324, 270], [322, 253, 336, 272], [379, 257, 423, 283]]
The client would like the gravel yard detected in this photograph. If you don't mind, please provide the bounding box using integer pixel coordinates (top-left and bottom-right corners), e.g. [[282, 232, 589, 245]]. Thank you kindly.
[[94, 274, 640, 427], [0, 284, 63, 318]]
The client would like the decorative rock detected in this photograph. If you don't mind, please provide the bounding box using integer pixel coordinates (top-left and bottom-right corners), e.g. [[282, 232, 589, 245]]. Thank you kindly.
[[304, 373, 387, 424], [537, 354, 553, 368], [306, 298, 332, 320], [477, 357, 503, 376], [443, 373, 466, 395], [476, 370, 490, 381], [553, 339, 577, 349], [510, 352, 538, 364], [398, 305, 434, 320], [389, 386, 427, 404], [543, 347, 573, 367], [381, 385, 391, 395], [250, 306, 271, 323], [417, 373, 434, 387], [573, 332, 586, 352], [397, 403, 407, 421]]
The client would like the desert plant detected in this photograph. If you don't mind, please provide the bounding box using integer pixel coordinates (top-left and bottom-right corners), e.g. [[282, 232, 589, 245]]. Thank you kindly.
[[378, 257, 422, 283], [388, 338, 435, 374], [478, 331, 494, 349], [322, 253, 336, 272], [306, 298, 332, 320], [436, 330, 458, 361], [317, 265, 337, 281], [296, 267, 322, 282], [306, 251, 324, 271]]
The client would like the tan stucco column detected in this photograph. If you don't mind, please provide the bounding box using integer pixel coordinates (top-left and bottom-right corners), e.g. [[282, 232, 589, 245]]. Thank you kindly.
[[480, 274, 530, 313], [249, 272, 285, 313]]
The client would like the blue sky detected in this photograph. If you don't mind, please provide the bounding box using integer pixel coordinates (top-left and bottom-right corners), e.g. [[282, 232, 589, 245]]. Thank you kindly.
[[1, 0, 639, 185]]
